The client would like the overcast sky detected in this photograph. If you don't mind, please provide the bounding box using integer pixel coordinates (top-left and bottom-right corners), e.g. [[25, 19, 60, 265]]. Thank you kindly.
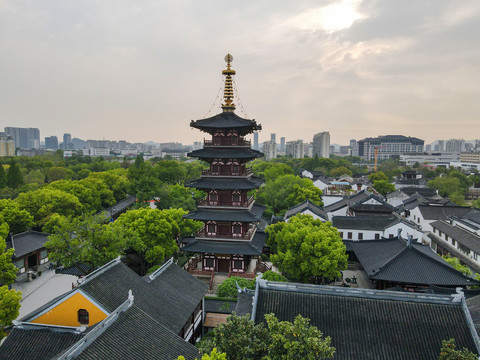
[[1, 0, 479, 146]]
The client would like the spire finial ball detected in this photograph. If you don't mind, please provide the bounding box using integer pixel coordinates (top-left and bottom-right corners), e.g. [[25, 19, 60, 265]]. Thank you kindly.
[[225, 54, 233, 64]]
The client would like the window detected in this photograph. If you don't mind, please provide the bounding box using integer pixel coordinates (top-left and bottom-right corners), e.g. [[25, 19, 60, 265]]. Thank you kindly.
[[78, 309, 89, 325], [234, 260, 243, 269], [375, 234, 380, 240], [348, 232, 352, 239], [233, 224, 242, 235], [358, 233, 363, 240], [389, 234, 394, 238], [205, 258, 214, 268]]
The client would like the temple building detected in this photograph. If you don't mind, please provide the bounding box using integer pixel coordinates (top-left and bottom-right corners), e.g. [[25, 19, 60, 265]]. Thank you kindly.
[[182, 54, 266, 274]]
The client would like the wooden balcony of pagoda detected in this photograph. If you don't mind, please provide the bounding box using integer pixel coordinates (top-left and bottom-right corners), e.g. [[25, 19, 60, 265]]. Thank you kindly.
[[204, 138, 251, 147], [201, 168, 253, 178], [197, 195, 254, 209], [196, 226, 256, 241]]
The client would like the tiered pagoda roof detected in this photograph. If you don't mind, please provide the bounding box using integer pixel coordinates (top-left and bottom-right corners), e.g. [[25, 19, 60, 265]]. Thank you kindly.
[[190, 112, 261, 135]]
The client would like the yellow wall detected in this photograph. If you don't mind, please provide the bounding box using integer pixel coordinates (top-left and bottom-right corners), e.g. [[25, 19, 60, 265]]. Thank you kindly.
[[31, 292, 108, 327]]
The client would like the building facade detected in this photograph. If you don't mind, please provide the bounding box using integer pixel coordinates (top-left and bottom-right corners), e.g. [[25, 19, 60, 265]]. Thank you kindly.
[[0, 132, 15, 156], [45, 136, 59, 150], [312, 131, 330, 158], [286, 139, 304, 158], [182, 54, 266, 274], [4, 127, 40, 149], [358, 135, 424, 161], [263, 140, 276, 160]]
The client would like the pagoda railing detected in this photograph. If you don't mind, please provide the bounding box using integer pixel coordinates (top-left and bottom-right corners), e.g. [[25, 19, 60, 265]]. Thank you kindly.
[[204, 139, 251, 147], [201, 168, 253, 177], [196, 226, 256, 241], [198, 195, 254, 208]]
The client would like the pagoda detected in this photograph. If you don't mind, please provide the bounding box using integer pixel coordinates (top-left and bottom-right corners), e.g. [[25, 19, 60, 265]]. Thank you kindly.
[[182, 54, 265, 274]]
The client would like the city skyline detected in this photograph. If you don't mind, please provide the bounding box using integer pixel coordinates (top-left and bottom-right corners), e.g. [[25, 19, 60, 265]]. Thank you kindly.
[[1, 1, 480, 145]]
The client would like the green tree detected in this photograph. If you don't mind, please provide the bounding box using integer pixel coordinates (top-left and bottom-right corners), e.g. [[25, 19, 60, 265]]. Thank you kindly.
[[88, 170, 129, 202], [439, 338, 477, 360], [44, 214, 128, 274], [217, 277, 255, 298], [441, 255, 471, 275], [111, 208, 201, 274], [0, 165, 6, 189], [154, 160, 188, 184], [0, 223, 17, 287], [368, 171, 388, 182], [0, 199, 35, 234], [200, 314, 335, 360], [372, 180, 395, 196], [428, 177, 462, 197], [330, 166, 352, 178], [0, 286, 22, 338], [178, 348, 227, 360], [266, 215, 347, 283], [24, 169, 45, 186], [46, 166, 73, 183], [263, 163, 294, 182], [15, 187, 82, 227], [256, 175, 323, 216], [6, 159, 24, 189], [261, 270, 288, 282], [155, 184, 198, 211]]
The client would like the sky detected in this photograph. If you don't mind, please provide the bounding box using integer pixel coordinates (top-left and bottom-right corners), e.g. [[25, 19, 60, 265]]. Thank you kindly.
[[1, 0, 479, 146]]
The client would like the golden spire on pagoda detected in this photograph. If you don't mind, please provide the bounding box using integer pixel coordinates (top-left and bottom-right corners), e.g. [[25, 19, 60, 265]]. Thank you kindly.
[[221, 53, 236, 112]]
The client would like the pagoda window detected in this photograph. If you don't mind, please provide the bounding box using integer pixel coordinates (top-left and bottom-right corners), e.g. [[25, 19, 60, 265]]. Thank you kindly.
[[209, 191, 218, 205], [206, 221, 216, 235], [232, 191, 242, 205], [232, 222, 243, 238]]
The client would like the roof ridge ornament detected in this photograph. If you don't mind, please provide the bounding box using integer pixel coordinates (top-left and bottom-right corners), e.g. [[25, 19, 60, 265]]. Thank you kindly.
[[221, 54, 236, 113]]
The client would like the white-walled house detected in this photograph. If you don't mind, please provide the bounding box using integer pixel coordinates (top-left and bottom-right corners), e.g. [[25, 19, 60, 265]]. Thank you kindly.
[[283, 199, 327, 222], [404, 205, 472, 233], [332, 215, 422, 241]]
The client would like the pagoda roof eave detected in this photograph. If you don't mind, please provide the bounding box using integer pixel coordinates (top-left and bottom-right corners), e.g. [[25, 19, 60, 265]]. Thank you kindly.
[[190, 112, 262, 134], [183, 204, 265, 222], [185, 176, 264, 190], [187, 148, 264, 160]]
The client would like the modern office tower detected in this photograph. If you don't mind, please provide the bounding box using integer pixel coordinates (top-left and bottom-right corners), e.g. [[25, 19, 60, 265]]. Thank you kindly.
[[445, 139, 465, 152], [350, 139, 357, 148], [0, 132, 15, 156], [280, 137, 286, 152], [286, 140, 304, 158], [45, 136, 59, 150], [4, 127, 40, 149], [312, 131, 330, 158], [63, 133, 73, 150], [263, 140, 277, 160], [253, 131, 259, 150], [357, 135, 424, 161], [270, 133, 276, 143], [435, 140, 445, 152]]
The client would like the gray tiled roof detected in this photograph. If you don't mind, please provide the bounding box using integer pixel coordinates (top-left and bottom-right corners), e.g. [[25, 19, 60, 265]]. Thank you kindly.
[[186, 176, 264, 190], [0, 327, 81, 360], [184, 203, 265, 222], [187, 147, 263, 160], [418, 205, 473, 220], [283, 199, 327, 220], [75, 305, 199, 360], [348, 238, 479, 286], [253, 284, 478, 360], [323, 190, 371, 213], [332, 215, 400, 231], [181, 231, 266, 255], [7, 230, 49, 258], [431, 220, 480, 254], [190, 112, 261, 133]]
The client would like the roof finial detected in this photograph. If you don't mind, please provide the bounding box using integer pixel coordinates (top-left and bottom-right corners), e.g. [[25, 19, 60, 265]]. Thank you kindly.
[[221, 53, 236, 112]]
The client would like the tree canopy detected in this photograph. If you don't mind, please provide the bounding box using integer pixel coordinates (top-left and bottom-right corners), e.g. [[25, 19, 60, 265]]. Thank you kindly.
[[266, 215, 347, 283], [439, 338, 477, 360], [372, 180, 395, 196], [256, 175, 323, 217], [199, 314, 335, 360]]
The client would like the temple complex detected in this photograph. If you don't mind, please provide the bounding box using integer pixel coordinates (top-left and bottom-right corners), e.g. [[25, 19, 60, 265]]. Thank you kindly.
[[182, 54, 266, 274]]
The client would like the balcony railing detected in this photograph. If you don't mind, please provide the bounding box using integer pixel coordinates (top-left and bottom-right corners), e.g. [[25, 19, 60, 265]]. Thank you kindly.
[[201, 168, 253, 177], [196, 226, 256, 241], [198, 195, 254, 209], [204, 139, 251, 147]]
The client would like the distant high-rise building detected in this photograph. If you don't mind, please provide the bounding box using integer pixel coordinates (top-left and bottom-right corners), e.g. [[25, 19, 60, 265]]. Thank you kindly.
[[445, 139, 465, 152], [45, 136, 58, 150], [435, 140, 445, 152], [286, 140, 304, 159], [253, 131, 259, 150], [350, 139, 357, 148], [263, 140, 277, 160], [312, 131, 330, 158], [4, 127, 40, 149], [357, 135, 424, 161], [63, 133, 73, 150], [270, 133, 276, 143], [280, 137, 286, 152], [0, 132, 15, 156]]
